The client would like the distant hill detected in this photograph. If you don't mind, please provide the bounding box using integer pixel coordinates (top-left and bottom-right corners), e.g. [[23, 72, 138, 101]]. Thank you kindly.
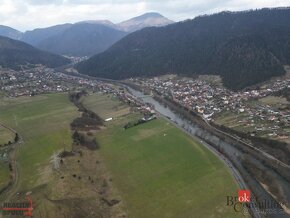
[[0, 13, 173, 57], [36, 23, 127, 57], [0, 36, 70, 69], [0, 25, 22, 40], [78, 20, 117, 29], [117, 12, 174, 32], [77, 8, 290, 90], [21, 24, 73, 46]]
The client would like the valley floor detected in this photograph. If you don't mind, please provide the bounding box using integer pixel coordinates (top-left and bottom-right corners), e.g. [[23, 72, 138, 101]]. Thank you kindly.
[[85, 93, 243, 218], [0, 92, 243, 217]]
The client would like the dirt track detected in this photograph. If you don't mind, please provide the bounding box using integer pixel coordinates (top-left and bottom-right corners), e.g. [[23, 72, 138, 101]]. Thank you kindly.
[[0, 121, 22, 204]]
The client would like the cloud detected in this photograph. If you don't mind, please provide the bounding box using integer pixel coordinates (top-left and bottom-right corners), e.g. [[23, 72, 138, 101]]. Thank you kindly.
[[26, 0, 64, 5], [145, 0, 290, 20], [0, 0, 290, 31]]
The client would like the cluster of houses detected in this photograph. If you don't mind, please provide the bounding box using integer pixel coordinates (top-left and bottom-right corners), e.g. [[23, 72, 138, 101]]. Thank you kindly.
[[0, 65, 103, 97], [1, 63, 288, 141], [133, 76, 290, 141], [0, 64, 155, 118], [63, 56, 88, 64]]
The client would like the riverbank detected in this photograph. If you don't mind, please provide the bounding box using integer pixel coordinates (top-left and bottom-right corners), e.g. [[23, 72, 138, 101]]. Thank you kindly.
[[126, 85, 290, 218]]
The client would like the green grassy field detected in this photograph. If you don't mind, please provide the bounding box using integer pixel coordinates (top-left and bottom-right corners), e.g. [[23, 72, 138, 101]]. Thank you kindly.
[[215, 111, 253, 131], [215, 107, 290, 145], [85, 94, 242, 218], [0, 92, 243, 217], [0, 162, 10, 190], [83, 93, 130, 119], [259, 95, 289, 106], [0, 126, 14, 145], [0, 93, 78, 190]]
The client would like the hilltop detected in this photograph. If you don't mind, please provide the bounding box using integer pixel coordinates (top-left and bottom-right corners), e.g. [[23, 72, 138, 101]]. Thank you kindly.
[[77, 8, 290, 90]]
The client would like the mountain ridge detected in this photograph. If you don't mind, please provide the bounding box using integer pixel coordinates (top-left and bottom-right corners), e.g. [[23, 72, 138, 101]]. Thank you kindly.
[[36, 23, 127, 57], [0, 25, 23, 40], [21, 24, 73, 46], [76, 7, 290, 90], [0, 12, 174, 57], [117, 12, 174, 32], [0, 36, 70, 69]]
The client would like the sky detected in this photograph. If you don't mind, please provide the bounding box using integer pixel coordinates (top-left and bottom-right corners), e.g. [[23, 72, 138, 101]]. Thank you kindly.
[[1, 0, 290, 31]]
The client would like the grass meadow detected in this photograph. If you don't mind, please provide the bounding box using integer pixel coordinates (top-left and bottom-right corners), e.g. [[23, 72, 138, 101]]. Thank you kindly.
[[0, 126, 14, 145], [82, 93, 130, 119], [85, 93, 242, 218], [0, 93, 78, 190], [0, 161, 10, 190], [0, 92, 243, 217]]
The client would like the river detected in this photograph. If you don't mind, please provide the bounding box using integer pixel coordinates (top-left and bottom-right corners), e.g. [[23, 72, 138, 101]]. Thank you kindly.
[[127, 86, 290, 218]]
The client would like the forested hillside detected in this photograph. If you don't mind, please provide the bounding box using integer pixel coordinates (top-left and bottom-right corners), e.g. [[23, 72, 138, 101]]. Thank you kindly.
[[0, 36, 70, 69], [77, 8, 290, 90]]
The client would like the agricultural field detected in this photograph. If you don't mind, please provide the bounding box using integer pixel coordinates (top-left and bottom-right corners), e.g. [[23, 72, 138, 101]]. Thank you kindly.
[[85, 94, 242, 218], [0, 125, 14, 192], [215, 96, 290, 144], [198, 75, 223, 86], [0, 93, 79, 192], [0, 92, 128, 217], [258, 95, 289, 109], [0, 126, 14, 145], [0, 161, 10, 191], [214, 110, 255, 132], [0, 92, 243, 217], [82, 93, 130, 119]]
